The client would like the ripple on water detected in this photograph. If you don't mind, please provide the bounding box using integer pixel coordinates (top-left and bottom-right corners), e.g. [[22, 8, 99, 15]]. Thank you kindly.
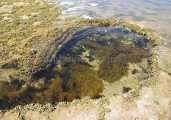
[[60, 1, 75, 6], [62, 5, 85, 14]]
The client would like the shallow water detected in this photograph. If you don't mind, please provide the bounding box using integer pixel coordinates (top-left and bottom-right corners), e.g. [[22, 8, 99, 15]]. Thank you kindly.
[[55, 26, 151, 97], [48, 0, 171, 40], [0, 26, 152, 109]]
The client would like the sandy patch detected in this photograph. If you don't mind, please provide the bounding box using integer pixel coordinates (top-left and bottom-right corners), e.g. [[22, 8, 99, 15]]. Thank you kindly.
[[102, 62, 145, 97]]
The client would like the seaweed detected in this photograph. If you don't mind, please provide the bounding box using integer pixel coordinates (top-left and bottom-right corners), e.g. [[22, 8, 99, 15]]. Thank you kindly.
[[64, 63, 103, 98]]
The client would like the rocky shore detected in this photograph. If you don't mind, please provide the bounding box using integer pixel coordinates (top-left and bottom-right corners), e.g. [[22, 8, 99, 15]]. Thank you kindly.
[[1, 0, 171, 119]]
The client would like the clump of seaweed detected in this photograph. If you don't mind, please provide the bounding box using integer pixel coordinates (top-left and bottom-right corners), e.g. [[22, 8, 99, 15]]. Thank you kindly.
[[0, 80, 35, 110], [64, 63, 103, 98], [0, 62, 104, 110]]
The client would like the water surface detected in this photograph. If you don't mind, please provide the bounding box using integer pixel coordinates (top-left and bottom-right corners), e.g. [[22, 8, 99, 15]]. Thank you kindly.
[[48, 0, 171, 40]]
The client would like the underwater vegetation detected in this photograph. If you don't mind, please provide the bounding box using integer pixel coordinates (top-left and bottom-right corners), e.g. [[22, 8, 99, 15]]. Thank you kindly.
[[0, 80, 35, 110], [69, 27, 149, 83], [0, 0, 164, 110], [0, 26, 151, 110], [0, 65, 103, 110], [74, 18, 165, 46], [63, 63, 103, 98]]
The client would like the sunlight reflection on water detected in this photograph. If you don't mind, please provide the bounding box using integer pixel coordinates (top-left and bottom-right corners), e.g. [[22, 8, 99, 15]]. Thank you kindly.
[[47, 0, 171, 39]]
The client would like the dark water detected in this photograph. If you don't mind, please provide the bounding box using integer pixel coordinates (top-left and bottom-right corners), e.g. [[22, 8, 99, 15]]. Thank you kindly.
[[57, 26, 151, 83]]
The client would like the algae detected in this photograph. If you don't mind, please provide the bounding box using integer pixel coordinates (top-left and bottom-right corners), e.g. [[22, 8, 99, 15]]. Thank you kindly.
[[0, 0, 165, 111]]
